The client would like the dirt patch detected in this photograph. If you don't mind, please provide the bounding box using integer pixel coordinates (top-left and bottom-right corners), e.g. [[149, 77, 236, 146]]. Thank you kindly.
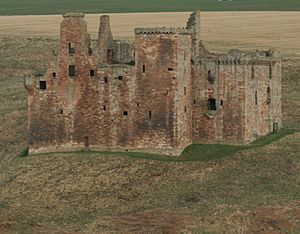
[[113, 209, 194, 233], [247, 202, 300, 234]]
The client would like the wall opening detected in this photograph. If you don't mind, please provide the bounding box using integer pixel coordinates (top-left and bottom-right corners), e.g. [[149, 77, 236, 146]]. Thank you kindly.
[[208, 98, 217, 110], [118, 76, 123, 80], [90, 70, 95, 77], [39, 81, 46, 90], [143, 65, 146, 73], [84, 136, 89, 148], [148, 111, 152, 119], [52, 72, 56, 78], [251, 64, 255, 79], [193, 100, 196, 104], [123, 111, 128, 116], [69, 65, 76, 77], [273, 122, 279, 132], [60, 109, 63, 115], [107, 49, 113, 64], [69, 43, 75, 54], [184, 106, 187, 113], [184, 87, 186, 95], [267, 87, 271, 105], [269, 65, 272, 79], [207, 70, 215, 84], [168, 68, 173, 71], [137, 103, 140, 106], [104, 77, 108, 83], [220, 100, 224, 106], [103, 106, 106, 111], [255, 91, 258, 105]]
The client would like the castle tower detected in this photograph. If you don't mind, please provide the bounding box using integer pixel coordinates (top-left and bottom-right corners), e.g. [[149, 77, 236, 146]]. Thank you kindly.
[[186, 10, 201, 60], [97, 15, 114, 64]]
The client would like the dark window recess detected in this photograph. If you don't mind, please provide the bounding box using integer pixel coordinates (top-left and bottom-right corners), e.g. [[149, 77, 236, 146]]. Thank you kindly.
[[148, 111, 152, 119], [60, 109, 63, 114], [137, 103, 140, 106], [220, 100, 224, 106], [207, 70, 215, 84], [193, 100, 196, 104], [118, 76, 123, 80], [251, 64, 255, 79], [39, 81, 46, 90], [88, 47, 93, 56], [103, 106, 106, 111], [208, 98, 217, 110], [184, 106, 187, 113], [255, 91, 258, 105], [143, 65, 146, 73], [123, 111, 128, 116], [69, 43, 75, 54], [168, 68, 173, 71], [52, 72, 56, 78], [269, 65, 272, 79], [69, 65, 76, 77], [184, 87, 186, 95], [267, 87, 271, 105], [107, 49, 113, 64], [104, 77, 108, 83], [84, 136, 89, 148], [90, 70, 95, 77]]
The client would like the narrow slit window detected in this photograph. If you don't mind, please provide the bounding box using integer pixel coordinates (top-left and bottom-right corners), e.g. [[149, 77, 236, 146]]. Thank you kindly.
[[255, 91, 258, 105], [251, 64, 255, 79], [103, 106, 106, 111], [52, 72, 56, 78], [193, 100, 196, 104], [104, 77, 108, 83], [60, 109, 63, 114], [39, 81, 46, 90], [142, 65, 146, 73], [148, 111, 152, 119], [184, 106, 187, 113], [269, 65, 272, 79], [69, 65, 76, 77], [220, 100, 224, 106], [184, 87, 186, 95], [69, 43, 75, 54], [267, 87, 271, 105], [208, 98, 217, 110], [90, 70, 95, 77]]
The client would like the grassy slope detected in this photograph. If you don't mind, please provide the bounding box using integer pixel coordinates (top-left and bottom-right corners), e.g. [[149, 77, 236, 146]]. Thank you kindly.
[[0, 132, 299, 233], [0, 0, 300, 15]]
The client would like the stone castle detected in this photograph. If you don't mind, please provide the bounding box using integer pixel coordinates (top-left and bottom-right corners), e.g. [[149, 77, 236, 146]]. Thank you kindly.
[[25, 11, 282, 156]]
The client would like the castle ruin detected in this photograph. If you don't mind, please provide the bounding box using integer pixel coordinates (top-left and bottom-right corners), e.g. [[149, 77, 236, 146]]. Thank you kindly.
[[25, 11, 282, 156]]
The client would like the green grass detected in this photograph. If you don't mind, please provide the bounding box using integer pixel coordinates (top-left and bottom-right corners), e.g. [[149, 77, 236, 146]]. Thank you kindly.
[[30, 128, 298, 162], [0, 0, 300, 15]]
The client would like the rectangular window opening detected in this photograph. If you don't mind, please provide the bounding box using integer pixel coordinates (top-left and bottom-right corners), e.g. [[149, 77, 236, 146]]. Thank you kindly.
[[60, 109, 63, 115], [104, 77, 108, 83], [142, 65, 146, 73], [69, 65, 76, 77], [52, 72, 56, 78], [118, 76, 123, 80], [184, 106, 187, 113], [184, 87, 186, 95], [168, 68, 173, 71], [255, 91, 258, 105], [39, 80, 46, 90], [103, 106, 106, 111], [90, 70, 95, 77], [269, 65, 272, 79], [123, 111, 128, 116], [208, 98, 217, 110], [69, 42, 75, 54], [148, 111, 152, 119]]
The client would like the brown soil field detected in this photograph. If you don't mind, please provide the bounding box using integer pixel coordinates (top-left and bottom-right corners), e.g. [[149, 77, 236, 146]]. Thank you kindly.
[[0, 12, 299, 58]]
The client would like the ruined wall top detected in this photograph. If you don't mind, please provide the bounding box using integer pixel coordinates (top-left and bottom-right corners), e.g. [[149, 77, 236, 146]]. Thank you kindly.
[[63, 12, 85, 18], [135, 27, 191, 35]]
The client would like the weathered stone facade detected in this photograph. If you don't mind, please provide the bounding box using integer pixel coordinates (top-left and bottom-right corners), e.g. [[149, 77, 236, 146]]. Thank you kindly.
[[25, 11, 282, 156]]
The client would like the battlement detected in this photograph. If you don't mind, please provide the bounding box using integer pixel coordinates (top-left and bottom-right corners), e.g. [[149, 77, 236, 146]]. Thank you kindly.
[[135, 27, 191, 35]]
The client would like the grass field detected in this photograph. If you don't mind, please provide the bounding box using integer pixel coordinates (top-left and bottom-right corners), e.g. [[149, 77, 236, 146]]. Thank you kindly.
[[0, 11, 299, 233], [0, 0, 300, 15]]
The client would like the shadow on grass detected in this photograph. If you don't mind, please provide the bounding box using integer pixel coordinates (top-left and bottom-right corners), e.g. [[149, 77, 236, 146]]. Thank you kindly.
[[25, 128, 298, 163]]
